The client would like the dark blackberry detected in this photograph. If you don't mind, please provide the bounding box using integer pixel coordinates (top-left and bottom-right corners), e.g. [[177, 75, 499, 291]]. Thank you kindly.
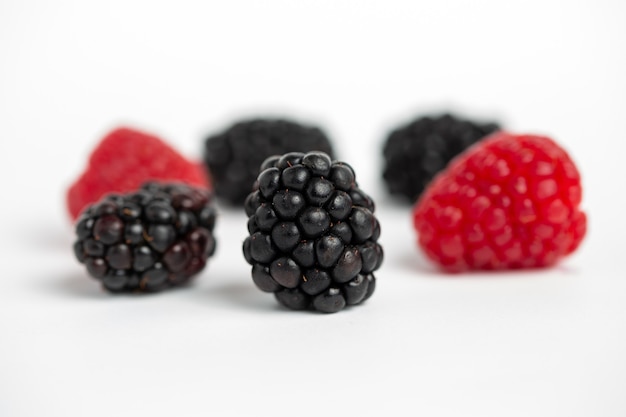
[[243, 152, 383, 313], [73, 182, 217, 293], [204, 119, 334, 205], [382, 113, 500, 202]]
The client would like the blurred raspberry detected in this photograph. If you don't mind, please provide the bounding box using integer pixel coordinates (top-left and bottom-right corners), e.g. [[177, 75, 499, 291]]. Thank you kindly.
[[67, 127, 209, 220]]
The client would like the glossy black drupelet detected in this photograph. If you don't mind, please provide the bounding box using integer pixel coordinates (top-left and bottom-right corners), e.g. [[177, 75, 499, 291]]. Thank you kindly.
[[382, 113, 500, 202], [243, 151, 383, 313], [73, 182, 217, 293], [204, 119, 334, 205]]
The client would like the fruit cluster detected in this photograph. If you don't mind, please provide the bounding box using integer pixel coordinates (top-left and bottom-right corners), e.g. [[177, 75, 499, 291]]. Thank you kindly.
[[67, 114, 587, 313]]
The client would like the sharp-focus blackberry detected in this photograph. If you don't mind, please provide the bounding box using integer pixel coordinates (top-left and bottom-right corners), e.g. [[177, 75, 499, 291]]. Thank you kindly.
[[73, 182, 217, 293], [204, 119, 334, 205], [243, 151, 383, 313], [382, 114, 500, 202]]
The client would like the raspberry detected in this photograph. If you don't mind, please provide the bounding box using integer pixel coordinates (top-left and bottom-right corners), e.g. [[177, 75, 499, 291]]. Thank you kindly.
[[67, 127, 209, 220], [204, 119, 334, 205], [73, 182, 217, 292], [413, 132, 587, 271], [383, 114, 500, 202], [242, 152, 383, 313]]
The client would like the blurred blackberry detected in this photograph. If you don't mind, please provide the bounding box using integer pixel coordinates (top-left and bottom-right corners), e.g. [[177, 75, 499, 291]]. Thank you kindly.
[[383, 114, 500, 202], [73, 182, 217, 293], [204, 119, 334, 205], [242, 151, 383, 313]]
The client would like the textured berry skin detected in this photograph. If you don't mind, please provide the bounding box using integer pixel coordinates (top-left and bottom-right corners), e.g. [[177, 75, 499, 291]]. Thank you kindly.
[[73, 182, 217, 292], [243, 152, 383, 313], [204, 119, 334, 205], [67, 127, 209, 220], [413, 132, 587, 271], [383, 114, 500, 202]]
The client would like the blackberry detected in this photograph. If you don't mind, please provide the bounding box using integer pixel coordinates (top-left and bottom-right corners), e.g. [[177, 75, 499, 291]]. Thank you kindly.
[[243, 151, 383, 313], [73, 182, 217, 293], [204, 119, 334, 205], [382, 113, 500, 202]]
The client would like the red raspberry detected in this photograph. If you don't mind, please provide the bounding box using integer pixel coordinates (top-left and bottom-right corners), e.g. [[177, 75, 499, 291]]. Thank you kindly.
[[67, 127, 209, 220], [413, 132, 587, 271]]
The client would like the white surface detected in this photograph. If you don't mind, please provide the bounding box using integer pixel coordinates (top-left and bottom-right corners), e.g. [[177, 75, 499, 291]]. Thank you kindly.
[[1, 0, 625, 416]]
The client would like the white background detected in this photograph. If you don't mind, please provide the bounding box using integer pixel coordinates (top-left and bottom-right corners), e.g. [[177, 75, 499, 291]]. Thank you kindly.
[[1, 0, 625, 416]]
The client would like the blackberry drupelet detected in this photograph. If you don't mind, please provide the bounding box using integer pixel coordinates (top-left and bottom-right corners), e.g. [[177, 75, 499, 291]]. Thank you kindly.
[[204, 119, 334, 205], [382, 113, 500, 202], [73, 182, 217, 292], [243, 151, 383, 313]]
